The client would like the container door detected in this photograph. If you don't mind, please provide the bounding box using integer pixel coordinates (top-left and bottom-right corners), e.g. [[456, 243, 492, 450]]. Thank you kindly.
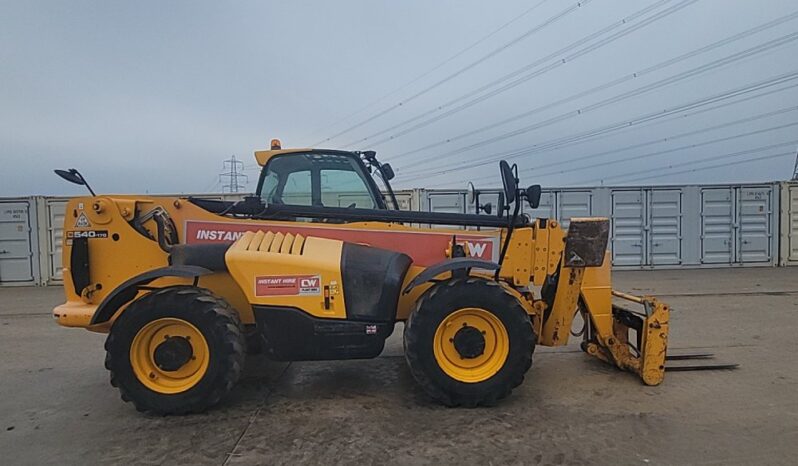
[[558, 191, 592, 229], [737, 187, 771, 263], [426, 192, 466, 229], [611, 190, 645, 266], [427, 192, 466, 214], [790, 186, 798, 262], [649, 189, 682, 265], [0, 201, 35, 283], [524, 191, 555, 220], [701, 188, 734, 263], [392, 192, 414, 211], [47, 200, 67, 282]]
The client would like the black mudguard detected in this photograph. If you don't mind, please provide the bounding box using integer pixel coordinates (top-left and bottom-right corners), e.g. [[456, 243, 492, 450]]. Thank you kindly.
[[402, 258, 500, 294], [90, 265, 213, 325]]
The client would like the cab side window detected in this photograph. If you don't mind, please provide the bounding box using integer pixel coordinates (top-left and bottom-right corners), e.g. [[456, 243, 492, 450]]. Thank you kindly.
[[282, 170, 312, 206], [320, 169, 376, 208]]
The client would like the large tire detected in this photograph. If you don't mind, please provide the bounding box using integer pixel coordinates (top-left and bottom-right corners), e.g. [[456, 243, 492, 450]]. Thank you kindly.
[[104, 286, 245, 415], [404, 277, 535, 407]]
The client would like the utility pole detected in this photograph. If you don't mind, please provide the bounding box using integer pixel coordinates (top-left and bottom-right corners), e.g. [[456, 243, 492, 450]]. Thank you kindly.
[[219, 155, 248, 193]]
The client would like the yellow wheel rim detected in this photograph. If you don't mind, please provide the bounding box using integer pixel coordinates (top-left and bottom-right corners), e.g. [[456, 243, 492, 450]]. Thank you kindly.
[[433, 307, 509, 383], [130, 318, 209, 394]]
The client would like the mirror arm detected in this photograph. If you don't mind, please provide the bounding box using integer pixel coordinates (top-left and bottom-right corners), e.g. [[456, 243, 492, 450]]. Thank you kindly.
[[380, 168, 400, 210], [495, 196, 521, 281], [366, 158, 400, 210], [78, 172, 97, 197]]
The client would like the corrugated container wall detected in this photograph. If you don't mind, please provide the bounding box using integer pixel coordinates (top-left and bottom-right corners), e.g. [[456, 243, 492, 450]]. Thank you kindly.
[[419, 184, 778, 269]]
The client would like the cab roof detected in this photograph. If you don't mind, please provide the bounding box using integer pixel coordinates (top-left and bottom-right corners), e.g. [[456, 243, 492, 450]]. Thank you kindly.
[[253, 148, 313, 166]]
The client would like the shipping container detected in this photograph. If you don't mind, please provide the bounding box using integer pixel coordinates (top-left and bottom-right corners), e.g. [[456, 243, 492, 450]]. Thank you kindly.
[[0, 183, 789, 287], [0, 198, 40, 285], [779, 182, 798, 266]]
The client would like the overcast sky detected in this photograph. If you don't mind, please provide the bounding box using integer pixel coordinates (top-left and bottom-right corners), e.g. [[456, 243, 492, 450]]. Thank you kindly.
[[1, 0, 797, 196]]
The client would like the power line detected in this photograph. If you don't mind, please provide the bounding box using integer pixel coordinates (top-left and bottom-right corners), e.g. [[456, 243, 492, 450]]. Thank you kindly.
[[202, 176, 222, 193], [399, 32, 798, 177], [392, 10, 798, 162], [219, 155, 249, 193], [450, 104, 798, 186], [304, 0, 550, 141], [397, 68, 798, 184], [585, 144, 798, 185], [313, 0, 591, 146], [446, 81, 798, 186], [534, 121, 798, 179], [341, 0, 692, 148]]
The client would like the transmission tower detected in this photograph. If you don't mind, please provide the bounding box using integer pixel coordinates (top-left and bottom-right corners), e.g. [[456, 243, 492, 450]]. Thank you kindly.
[[219, 155, 248, 193]]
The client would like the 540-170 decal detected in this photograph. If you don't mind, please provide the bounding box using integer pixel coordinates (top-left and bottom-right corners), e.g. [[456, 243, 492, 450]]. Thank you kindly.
[[67, 230, 109, 239]]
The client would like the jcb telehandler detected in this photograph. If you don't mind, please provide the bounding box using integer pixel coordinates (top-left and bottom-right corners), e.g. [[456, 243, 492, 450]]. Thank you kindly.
[[53, 140, 675, 414]]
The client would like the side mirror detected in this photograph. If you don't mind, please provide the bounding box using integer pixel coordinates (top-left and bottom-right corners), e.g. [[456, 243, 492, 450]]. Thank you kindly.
[[466, 181, 477, 204], [380, 163, 395, 181], [526, 185, 542, 209], [54, 168, 96, 196], [499, 160, 517, 204], [54, 169, 86, 186]]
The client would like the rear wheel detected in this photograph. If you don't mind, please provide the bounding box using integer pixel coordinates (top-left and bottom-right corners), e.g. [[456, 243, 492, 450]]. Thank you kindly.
[[404, 277, 535, 407], [104, 286, 245, 414]]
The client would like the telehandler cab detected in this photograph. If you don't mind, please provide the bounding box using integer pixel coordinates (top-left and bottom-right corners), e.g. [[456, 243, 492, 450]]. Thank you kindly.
[[53, 140, 692, 414]]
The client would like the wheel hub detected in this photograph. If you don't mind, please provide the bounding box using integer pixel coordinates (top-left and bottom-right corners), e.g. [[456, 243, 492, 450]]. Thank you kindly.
[[153, 336, 194, 372], [432, 307, 510, 383], [452, 325, 486, 359]]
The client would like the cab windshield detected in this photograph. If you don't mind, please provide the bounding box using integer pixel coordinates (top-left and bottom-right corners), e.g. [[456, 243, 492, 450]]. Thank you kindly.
[[257, 151, 384, 209]]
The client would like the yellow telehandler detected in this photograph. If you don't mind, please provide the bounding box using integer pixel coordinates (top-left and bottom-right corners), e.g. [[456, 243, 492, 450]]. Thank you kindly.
[[51, 140, 720, 414]]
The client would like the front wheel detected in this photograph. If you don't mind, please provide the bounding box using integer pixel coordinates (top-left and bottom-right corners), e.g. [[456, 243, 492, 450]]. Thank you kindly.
[[403, 278, 536, 407], [104, 286, 245, 414]]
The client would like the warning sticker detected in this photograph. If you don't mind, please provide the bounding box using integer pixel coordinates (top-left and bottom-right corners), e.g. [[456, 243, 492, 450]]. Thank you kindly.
[[255, 275, 321, 297], [75, 212, 91, 228]]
